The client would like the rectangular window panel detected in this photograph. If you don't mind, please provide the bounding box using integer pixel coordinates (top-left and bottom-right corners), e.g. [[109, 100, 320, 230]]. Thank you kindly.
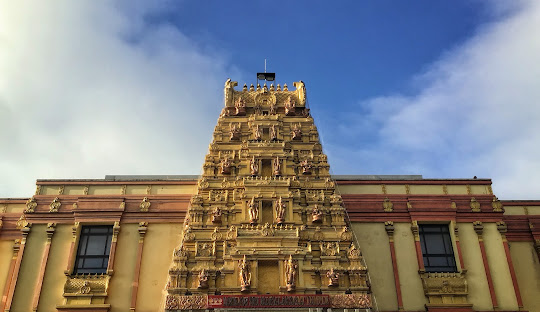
[[74, 225, 113, 275], [419, 224, 457, 273]]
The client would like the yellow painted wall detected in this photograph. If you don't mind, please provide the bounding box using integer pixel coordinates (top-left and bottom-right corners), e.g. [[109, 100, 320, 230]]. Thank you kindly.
[[11, 224, 46, 311], [409, 185, 444, 195], [483, 223, 518, 310], [38, 224, 72, 311], [509, 241, 540, 311], [393, 222, 426, 310], [0, 240, 14, 303], [136, 223, 183, 311], [336, 185, 381, 194], [108, 223, 138, 312], [351, 223, 398, 312], [458, 222, 492, 310]]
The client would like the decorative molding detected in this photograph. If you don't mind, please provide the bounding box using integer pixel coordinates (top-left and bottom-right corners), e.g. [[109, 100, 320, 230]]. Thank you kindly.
[[382, 197, 393, 212], [139, 197, 151, 212], [492, 197, 504, 212], [420, 272, 470, 308], [470, 197, 480, 212], [25, 197, 37, 213], [49, 197, 61, 213]]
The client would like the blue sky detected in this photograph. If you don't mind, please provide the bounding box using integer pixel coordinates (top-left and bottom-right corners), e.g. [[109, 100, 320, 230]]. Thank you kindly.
[[1, 1, 539, 199]]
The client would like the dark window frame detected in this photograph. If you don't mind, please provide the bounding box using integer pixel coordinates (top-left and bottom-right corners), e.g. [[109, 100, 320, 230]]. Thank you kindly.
[[419, 224, 458, 273], [73, 225, 113, 275]]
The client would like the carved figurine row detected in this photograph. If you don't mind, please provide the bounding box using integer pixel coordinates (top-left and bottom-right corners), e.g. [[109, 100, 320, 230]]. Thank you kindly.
[[218, 156, 313, 176], [247, 197, 329, 225], [226, 123, 306, 141]]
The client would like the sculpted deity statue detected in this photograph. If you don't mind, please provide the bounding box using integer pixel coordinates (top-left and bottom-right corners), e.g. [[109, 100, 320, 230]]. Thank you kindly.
[[292, 123, 302, 140], [300, 159, 312, 175], [224, 78, 237, 107], [270, 101, 277, 115], [248, 197, 259, 224], [275, 197, 286, 224], [253, 125, 262, 141], [250, 156, 259, 176], [270, 125, 278, 141], [211, 206, 222, 223], [273, 156, 281, 176], [312, 204, 323, 223], [220, 158, 232, 175], [285, 255, 298, 292], [238, 255, 251, 292], [234, 97, 246, 116], [198, 269, 209, 289], [230, 123, 241, 140], [326, 268, 339, 287], [284, 96, 296, 116]]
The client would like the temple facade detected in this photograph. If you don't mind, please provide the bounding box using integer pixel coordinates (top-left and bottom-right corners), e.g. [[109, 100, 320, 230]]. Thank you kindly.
[[0, 79, 539, 312]]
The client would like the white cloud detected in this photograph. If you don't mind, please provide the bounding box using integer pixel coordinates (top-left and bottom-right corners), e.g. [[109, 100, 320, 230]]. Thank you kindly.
[[0, 1, 235, 197], [330, 0, 540, 199]]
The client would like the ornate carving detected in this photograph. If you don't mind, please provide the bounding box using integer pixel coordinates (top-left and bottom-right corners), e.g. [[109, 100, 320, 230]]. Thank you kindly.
[[239, 255, 251, 292], [261, 222, 274, 237], [64, 274, 109, 295], [248, 197, 259, 224], [121, 185, 127, 195], [230, 123, 241, 140], [83, 185, 89, 195], [25, 197, 37, 213], [340, 226, 353, 241], [0, 203, 6, 213], [58, 185, 64, 195], [348, 243, 362, 259], [140, 197, 151, 212], [183, 225, 195, 242], [312, 226, 324, 241], [270, 124, 278, 141], [492, 197, 504, 212], [146, 185, 152, 195], [49, 197, 61, 212], [220, 158, 232, 175], [326, 268, 339, 286], [292, 123, 302, 140], [470, 197, 480, 212], [227, 225, 238, 240], [285, 255, 298, 291], [330, 294, 371, 309], [320, 241, 339, 256], [249, 156, 259, 176], [312, 204, 323, 223], [300, 159, 312, 175], [273, 156, 281, 176], [198, 269, 209, 289], [198, 177, 209, 189], [275, 197, 286, 224], [16, 214, 29, 229], [382, 197, 393, 212], [421, 272, 469, 306], [211, 227, 223, 241], [35, 185, 41, 195], [253, 125, 262, 140], [211, 206, 222, 223], [234, 96, 246, 116], [165, 295, 206, 310], [473, 221, 483, 236], [284, 96, 296, 116], [197, 243, 214, 257]]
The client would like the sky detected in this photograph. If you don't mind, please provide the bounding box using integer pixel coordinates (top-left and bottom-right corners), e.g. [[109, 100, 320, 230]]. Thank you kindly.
[[1, 1, 539, 199]]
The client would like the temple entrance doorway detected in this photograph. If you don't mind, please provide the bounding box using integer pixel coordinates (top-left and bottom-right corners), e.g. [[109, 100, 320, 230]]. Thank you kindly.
[[257, 260, 279, 294]]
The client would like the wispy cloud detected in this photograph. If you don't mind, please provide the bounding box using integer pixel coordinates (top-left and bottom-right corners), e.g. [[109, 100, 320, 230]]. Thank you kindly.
[[328, 0, 540, 199], [0, 2, 235, 197]]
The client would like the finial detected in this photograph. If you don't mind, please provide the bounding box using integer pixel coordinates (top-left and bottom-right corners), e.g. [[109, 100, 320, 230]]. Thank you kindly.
[[257, 84, 261, 91], [250, 84, 254, 91], [277, 84, 281, 91], [263, 83, 268, 92], [283, 83, 288, 91], [243, 83, 248, 91], [270, 84, 274, 91]]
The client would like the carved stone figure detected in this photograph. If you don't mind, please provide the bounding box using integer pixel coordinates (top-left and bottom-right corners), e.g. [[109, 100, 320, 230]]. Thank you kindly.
[[220, 158, 232, 175], [285, 255, 298, 291], [320, 241, 338, 256], [230, 124, 241, 140], [273, 156, 281, 176], [234, 97, 246, 116], [253, 125, 262, 141], [294, 81, 306, 104], [275, 197, 286, 224], [300, 159, 312, 175], [270, 125, 278, 141], [224, 78, 237, 107], [326, 268, 339, 287], [211, 206, 222, 223], [238, 255, 251, 292], [250, 156, 259, 176], [312, 204, 323, 223], [284, 96, 296, 116], [270, 101, 277, 115], [248, 197, 259, 224], [198, 269, 209, 289], [292, 124, 302, 140]]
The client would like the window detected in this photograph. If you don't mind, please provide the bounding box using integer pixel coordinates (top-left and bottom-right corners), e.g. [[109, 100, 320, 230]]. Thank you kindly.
[[419, 224, 457, 273], [74, 225, 113, 274]]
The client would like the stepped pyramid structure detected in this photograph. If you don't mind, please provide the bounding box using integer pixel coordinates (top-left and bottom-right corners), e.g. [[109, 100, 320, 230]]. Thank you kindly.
[[164, 79, 373, 310]]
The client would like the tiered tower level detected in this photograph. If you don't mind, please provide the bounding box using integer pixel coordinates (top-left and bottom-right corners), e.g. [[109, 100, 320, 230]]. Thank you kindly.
[[165, 80, 372, 310]]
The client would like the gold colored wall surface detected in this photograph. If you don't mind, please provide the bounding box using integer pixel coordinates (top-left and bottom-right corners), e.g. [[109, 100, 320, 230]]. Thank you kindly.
[[509, 241, 540, 311], [393, 223, 426, 311], [11, 224, 46, 311], [137, 223, 183, 311], [108, 223, 138, 312], [458, 222, 493, 310], [0, 240, 14, 303], [351, 223, 397, 311]]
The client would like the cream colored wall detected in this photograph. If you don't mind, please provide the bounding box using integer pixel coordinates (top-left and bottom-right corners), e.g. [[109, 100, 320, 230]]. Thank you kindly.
[[0, 240, 14, 303], [351, 223, 397, 312], [458, 222, 492, 310], [11, 224, 46, 311], [108, 223, 138, 312], [393, 223, 426, 310], [38, 224, 72, 311], [336, 183, 488, 195], [483, 223, 518, 310], [509, 241, 540, 311], [136, 223, 183, 311]]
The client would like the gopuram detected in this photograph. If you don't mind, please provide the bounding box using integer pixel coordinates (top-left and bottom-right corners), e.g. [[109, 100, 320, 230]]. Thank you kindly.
[[164, 79, 373, 311]]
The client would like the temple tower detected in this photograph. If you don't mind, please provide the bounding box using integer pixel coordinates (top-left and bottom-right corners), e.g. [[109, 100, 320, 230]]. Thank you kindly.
[[164, 78, 373, 311]]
